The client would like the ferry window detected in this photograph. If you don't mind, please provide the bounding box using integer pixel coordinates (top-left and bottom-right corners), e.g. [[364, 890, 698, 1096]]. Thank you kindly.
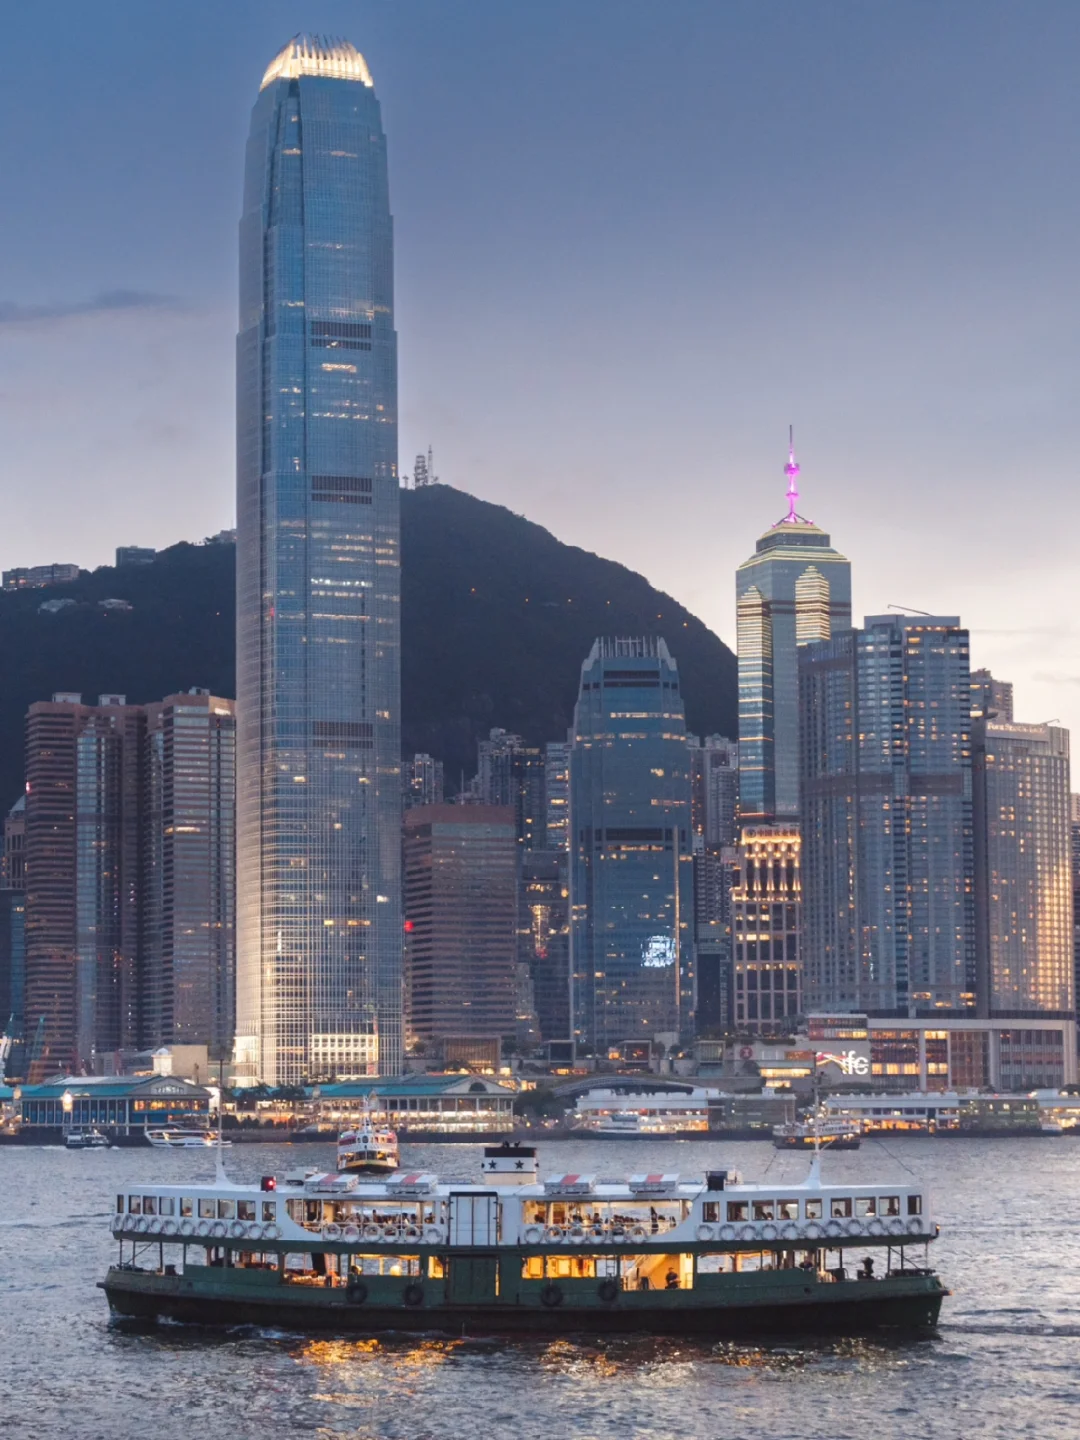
[[218, 1200, 236, 1220], [198, 1199, 216, 1219], [128, 1196, 142, 1215], [727, 1201, 749, 1222], [855, 1198, 875, 1219], [697, 1253, 734, 1274], [778, 1200, 798, 1221], [428, 1256, 446, 1279], [907, 1195, 922, 1216], [116, 1195, 124, 1214], [159, 1197, 175, 1217], [143, 1196, 157, 1216], [880, 1196, 900, 1217], [521, 1256, 544, 1280], [262, 1201, 277, 1222], [830, 1198, 853, 1218], [752, 1201, 774, 1221], [180, 1197, 193, 1217], [702, 1202, 720, 1223], [238, 1201, 256, 1221], [804, 1199, 823, 1220]]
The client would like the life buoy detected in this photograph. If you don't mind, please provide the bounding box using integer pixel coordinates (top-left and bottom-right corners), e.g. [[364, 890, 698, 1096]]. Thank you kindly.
[[135, 1215, 150, 1234], [162, 1218, 178, 1237], [629, 1225, 648, 1241], [346, 1278, 368, 1305], [610, 1229, 627, 1244], [868, 1218, 885, 1237], [523, 1225, 544, 1245], [781, 1223, 799, 1242], [739, 1224, 757, 1243], [363, 1224, 381, 1241], [343, 1224, 360, 1242], [719, 1224, 736, 1242], [907, 1216, 924, 1236], [324, 1223, 342, 1240], [888, 1218, 905, 1237], [696, 1224, 715, 1243], [761, 1223, 779, 1242], [423, 1226, 442, 1245], [196, 1219, 211, 1237], [846, 1219, 862, 1238], [568, 1226, 586, 1244], [402, 1283, 424, 1307], [148, 1218, 163, 1236], [231, 1220, 248, 1239], [210, 1220, 227, 1239], [597, 1278, 619, 1304], [804, 1222, 823, 1241], [545, 1226, 565, 1242], [589, 1226, 605, 1242], [262, 1223, 281, 1242], [825, 1219, 843, 1239], [403, 1225, 422, 1242], [382, 1225, 398, 1240], [540, 1282, 563, 1308]]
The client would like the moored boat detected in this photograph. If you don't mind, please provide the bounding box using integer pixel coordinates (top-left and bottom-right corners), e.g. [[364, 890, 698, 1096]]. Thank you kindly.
[[100, 1143, 946, 1336], [145, 1129, 231, 1150], [65, 1128, 111, 1150]]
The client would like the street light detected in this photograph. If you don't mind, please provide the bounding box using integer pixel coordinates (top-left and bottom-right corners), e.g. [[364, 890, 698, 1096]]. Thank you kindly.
[[61, 1089, 73, 1131]]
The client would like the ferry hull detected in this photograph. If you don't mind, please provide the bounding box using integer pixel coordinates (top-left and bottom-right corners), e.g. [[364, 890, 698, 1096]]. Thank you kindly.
[[101, 1270, 944, 1338]]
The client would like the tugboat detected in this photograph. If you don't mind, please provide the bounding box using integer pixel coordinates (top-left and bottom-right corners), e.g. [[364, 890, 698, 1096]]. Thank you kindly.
[[336, 1101, 398, 1176], [100, 1144, 947, 1336], [65, 1128, 111, 1150]]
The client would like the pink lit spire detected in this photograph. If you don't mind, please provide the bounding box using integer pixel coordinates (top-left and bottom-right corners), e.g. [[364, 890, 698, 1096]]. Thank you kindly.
[[784, 425, 800, 522]]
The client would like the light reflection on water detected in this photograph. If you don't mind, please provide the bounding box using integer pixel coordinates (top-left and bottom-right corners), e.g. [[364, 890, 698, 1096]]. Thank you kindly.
[[5, 1136, 1080, 1439]]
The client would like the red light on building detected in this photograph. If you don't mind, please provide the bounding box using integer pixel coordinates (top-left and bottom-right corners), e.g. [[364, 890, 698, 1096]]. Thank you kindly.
[[404, 919, 414, 932]]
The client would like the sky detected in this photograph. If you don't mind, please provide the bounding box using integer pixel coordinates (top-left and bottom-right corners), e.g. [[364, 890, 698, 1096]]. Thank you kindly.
[[2, 1, 1080, 734]]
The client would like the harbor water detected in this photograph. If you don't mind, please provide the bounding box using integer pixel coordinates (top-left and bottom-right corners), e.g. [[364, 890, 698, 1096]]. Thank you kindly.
[[3, 1136, 1079, 1440]]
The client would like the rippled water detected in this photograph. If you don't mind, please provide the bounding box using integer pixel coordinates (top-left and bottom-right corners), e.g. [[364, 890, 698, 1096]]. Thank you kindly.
[[3, 1135, 1079, 1439]]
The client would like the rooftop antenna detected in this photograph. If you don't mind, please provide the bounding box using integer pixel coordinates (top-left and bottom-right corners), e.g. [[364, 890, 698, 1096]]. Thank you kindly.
[[784, 425, 800, 523], [886, 603, 933, 617]]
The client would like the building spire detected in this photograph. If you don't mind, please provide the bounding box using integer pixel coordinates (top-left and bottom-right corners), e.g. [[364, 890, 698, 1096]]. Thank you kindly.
[[784, 425, 800, 523]]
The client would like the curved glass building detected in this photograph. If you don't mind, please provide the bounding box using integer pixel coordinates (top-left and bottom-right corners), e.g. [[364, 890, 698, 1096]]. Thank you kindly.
[[235, 36, 401, 1085]]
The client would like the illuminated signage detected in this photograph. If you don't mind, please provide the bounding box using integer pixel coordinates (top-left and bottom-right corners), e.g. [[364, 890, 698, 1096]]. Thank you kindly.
[[641, 935, 676, 969], [816, 1049, 869, 1077]]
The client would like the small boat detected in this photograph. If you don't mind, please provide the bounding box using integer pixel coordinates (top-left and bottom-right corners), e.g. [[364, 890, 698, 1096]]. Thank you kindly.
[[145, 1129, 232, 1149], [65, 1128, 111, 1150], [101, 1144, 947, 1336], [337, 1102, 398, 1175], [773, 1118, 861, 1151]]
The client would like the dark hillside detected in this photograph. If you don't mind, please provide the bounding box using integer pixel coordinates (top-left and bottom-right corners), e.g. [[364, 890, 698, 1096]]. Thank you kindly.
[[0, 487, 735, 805]]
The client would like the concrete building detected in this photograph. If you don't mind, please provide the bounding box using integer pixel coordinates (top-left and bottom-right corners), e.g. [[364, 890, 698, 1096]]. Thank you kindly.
[[730, 827, 801, 1033], [403, 806, 518, 1053], [115, 547, 157, 568], [403, 753, 444, 810], [973, 719, 1073, 1019], [1, 563, 80, 591], [569, 638, 695, 1052], [518, 848, 570, 1043], [736, 439, 851, 823], [475, 729, 546, 849], [800, 615, 975, 1016], [970, 668, 1014, 722], [545, 741, 571, 850]]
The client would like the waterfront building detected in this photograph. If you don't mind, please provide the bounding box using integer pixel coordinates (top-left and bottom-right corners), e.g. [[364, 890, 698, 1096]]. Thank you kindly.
[[545, 741, 570, 849], [972, 720, 1073, 1019], [1072, 794, 1080, 1041], [311, 1073, 515, 1133], [403, 753, 444, 810], [142, 692, 236, 1058], [235, 36, 402, 1085], [730, 827, 801, 1034], [970, 668, 1014, 722], [799, 616, 975, 1016], [403, 806, 518, 1055], [24, 694, 145, 1080], [15, 1073, 211, 1136], [569, 637, 694, 1052], [518, 847, 570, 1043], [736, 440, 850, 823]]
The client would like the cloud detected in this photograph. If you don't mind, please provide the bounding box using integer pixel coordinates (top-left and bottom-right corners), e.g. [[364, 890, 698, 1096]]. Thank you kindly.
[[0, 290, 184, 328], [1032, 672, 1080, 687]]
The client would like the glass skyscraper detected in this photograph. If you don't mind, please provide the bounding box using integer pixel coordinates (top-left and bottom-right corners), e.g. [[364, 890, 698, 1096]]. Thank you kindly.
[[569, 638, 694, 1053], [799, 615, 975, 1015], [736, 443, 850, 822], [235, 37, 402, 1085]]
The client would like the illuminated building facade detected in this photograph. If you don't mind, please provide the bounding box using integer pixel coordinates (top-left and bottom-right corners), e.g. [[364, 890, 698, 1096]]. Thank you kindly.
[[518, 848, 570, 1042], [736, 440, 850, 822], [973, 719, 1073, 1018], [799, 615, 975, 1016], [235, 37, 401, 1084], [730, 827, 801, 1033], [569, 638, 694, 1051]]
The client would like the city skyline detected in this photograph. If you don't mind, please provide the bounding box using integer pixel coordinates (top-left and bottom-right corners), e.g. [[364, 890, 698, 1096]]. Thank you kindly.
[[1, 5, 1080, 742]]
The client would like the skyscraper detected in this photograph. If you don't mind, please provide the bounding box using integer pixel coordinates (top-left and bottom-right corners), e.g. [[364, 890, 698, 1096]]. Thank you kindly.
[[235, 37, 401, 1084], [973, 719, 1073, 1017], [730, 826, 802, 1033], [736, 440, 851, 822], [569, 638, 694, 1053], [142, 692, 236, 1058], [799, 616, 975, 1015]]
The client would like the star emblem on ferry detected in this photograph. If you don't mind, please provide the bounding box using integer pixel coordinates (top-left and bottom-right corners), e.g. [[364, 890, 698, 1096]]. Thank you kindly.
[[515, 1160, 524, 1169]]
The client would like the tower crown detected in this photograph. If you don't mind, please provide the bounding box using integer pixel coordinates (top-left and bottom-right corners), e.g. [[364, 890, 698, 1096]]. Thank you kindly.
[[261, 34, 373, 91]]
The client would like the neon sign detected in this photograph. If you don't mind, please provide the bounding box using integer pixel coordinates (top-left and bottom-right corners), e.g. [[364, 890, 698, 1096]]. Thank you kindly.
[[815, 1049, 869, 1077]]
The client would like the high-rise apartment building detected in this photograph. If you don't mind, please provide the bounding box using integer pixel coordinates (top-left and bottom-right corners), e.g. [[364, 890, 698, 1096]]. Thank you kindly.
[[970, 668, 1014, 722], [1072, 794, 1080, 1037], [25, 694, 145, 1079], [403, 806, 518, 1050], [142, 692, 236, 1058], [799, 616, 975, 1016], [235, 36, 402, 1084], [518, 848, 570, 1043], [0, 798, 26, 1075], [736, 441, 851, 822], [688, 734, 739, 848], [403, 753, 444, 810], [569, 638, 694, 1052], [730, 827, 801, 1033], [545, 741, 570, 849], [973, 720, 1073, 1018], [475, 729, 546, 849]]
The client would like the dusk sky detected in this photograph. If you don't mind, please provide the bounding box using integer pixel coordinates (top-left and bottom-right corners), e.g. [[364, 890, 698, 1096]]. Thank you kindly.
[[3, 2, 1080, 733]]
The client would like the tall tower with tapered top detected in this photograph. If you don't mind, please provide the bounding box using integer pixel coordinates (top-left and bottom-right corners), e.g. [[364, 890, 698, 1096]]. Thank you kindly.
[[235, 36, 401, 1085], [736, 438, 851, 823]]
